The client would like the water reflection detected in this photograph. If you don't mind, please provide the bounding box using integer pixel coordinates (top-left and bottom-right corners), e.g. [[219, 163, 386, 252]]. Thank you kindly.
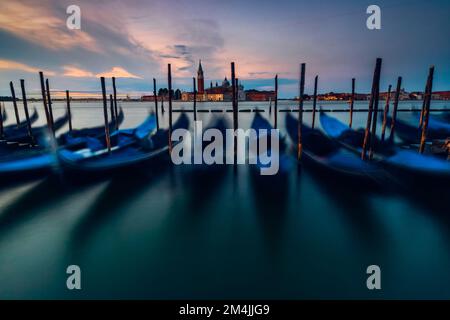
[[0, 101, 450, 298]]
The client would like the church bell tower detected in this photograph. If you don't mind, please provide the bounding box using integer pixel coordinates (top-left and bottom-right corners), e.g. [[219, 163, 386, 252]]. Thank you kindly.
[[197, 60, 205, 94]]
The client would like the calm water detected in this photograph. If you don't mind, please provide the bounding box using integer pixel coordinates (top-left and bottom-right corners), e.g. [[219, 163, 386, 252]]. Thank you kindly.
[[0, 100, 449, 299]]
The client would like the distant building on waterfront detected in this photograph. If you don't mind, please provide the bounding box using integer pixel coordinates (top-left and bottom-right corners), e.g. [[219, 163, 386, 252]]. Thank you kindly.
[[181, 61, 245, 102], [432, 91, 450, 100], [245, 89, 276, 101]]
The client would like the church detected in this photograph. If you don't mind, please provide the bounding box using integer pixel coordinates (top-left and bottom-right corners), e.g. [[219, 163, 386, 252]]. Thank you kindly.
[[181, 61, 245, 102]]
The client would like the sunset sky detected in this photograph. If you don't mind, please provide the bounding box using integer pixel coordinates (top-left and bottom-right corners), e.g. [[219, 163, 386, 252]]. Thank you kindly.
[[0, 0, 449, 98]]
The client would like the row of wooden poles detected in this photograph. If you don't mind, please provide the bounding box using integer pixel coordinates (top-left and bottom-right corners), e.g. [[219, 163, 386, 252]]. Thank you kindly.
[[2, 73, 121, 148], [2, 60, 436, 163], [181, 59, 436, 162]]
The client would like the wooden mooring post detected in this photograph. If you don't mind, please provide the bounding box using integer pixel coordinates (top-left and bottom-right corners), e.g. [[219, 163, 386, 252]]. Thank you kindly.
[[231, 62, 237, 162], [112, 77, 119, 130], [368, 68, 382, 160], [0, 102, 3, 138], [193, 77, 197, 122], [349, 78, 355, 128], [235, 78, 239, 113], [389, 77, 402, 142], [39, 72, 52, 132], [110, 94, 115, 127], [168, 64, 173, 151], [20, 79, 34, 144], [380, 84, 392, 141], [274, 74, 278, 129], [311, 75, 318, 129], [100, 77, 111, 152], [419, 72, 430, 129], [9, 81, 21, 126], [361, 58, 382, 160], [45, 78, 55, 132], [153, 78, 159, 130], [297, 63, 305, 161], [419, 66, 434, 154], [66, 90, 73, 131]]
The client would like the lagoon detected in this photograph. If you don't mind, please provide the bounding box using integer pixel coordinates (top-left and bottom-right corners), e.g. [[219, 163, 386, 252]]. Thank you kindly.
[[0, 100, 449, 299]]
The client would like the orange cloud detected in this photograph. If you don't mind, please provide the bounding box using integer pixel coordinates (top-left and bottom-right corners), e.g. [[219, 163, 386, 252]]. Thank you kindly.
[[63, 66, 95, 78], [0, 1, 100, 52], [96, 67, 142, 79], [0, 59, 55, 76]]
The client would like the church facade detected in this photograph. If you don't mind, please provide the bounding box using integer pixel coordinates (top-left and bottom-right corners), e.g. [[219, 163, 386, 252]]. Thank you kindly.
[[182, 61, 245, 102]]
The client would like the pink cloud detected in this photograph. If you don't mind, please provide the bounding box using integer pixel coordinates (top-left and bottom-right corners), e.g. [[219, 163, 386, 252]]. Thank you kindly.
[[0, 59, 55, 76], [63, 66, 95, 78], [95, 67, 142, 79]]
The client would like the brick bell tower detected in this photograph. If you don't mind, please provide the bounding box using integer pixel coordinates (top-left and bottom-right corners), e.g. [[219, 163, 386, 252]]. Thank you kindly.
[[197, 60, 205, 94]]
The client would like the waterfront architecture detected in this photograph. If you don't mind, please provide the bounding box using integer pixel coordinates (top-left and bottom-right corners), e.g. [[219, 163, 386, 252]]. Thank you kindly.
[[245, 89, 276, 101], [182, 62, 245, 102]]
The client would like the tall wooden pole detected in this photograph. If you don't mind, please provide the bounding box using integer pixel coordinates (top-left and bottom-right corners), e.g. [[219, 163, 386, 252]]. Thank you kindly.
[[45, 78, 55, 133], [231, 62, 237, 161], [9, 81, 20, 126], [311, 75, 318, 129], [153, 78, 159, 130], [20, 79, 34, 144], [368, 59, 382, 160], [39, 71, 52, 132], [168, 64, 173, 151], [361, 58, 382, 160], [419, 66, 434, 154], [297, 63, 305, 161], [274, 75, 278, 129], [380, 84, 392, 141], [100, 77, 111, 152], [0, 103, 3, 138], [193, 77, 197, 122], [112, 77, 119, 130], [66, 90, 73, 131], [419, 73, 430, 128], [235, 78, 239, 113], [109, 94, 115, 129], [389, 77, 402, 143], [349, 78, 355, 128]]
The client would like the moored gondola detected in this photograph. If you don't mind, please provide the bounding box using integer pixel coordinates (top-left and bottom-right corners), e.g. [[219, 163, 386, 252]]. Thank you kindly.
[[384, 113, 450, 144], [320, 112, 450, 183], [58, 107, 124, 146], [250, 112, 291, 174], [58, 113, 188, 180], [0, 108, 39, 141], [1, 111, 70, 146], [285, 113, 386, 184]]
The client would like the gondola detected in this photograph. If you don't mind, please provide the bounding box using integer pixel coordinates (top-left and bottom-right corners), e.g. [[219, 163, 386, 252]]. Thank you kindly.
[[384, 113, 450, 144], [1, 111, 70, 146], [58, 113, 188, 179], [0, 108, 39, 140], [1, 106, 7, 123], [320, 112, 450, 182], [285, 112, 386, 183], [184, 115, 230, 211], [250, 113, 291, 202], [0, 112, 158, 182], [250, 112, 291, 175], [58, 107, 124, 146]]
